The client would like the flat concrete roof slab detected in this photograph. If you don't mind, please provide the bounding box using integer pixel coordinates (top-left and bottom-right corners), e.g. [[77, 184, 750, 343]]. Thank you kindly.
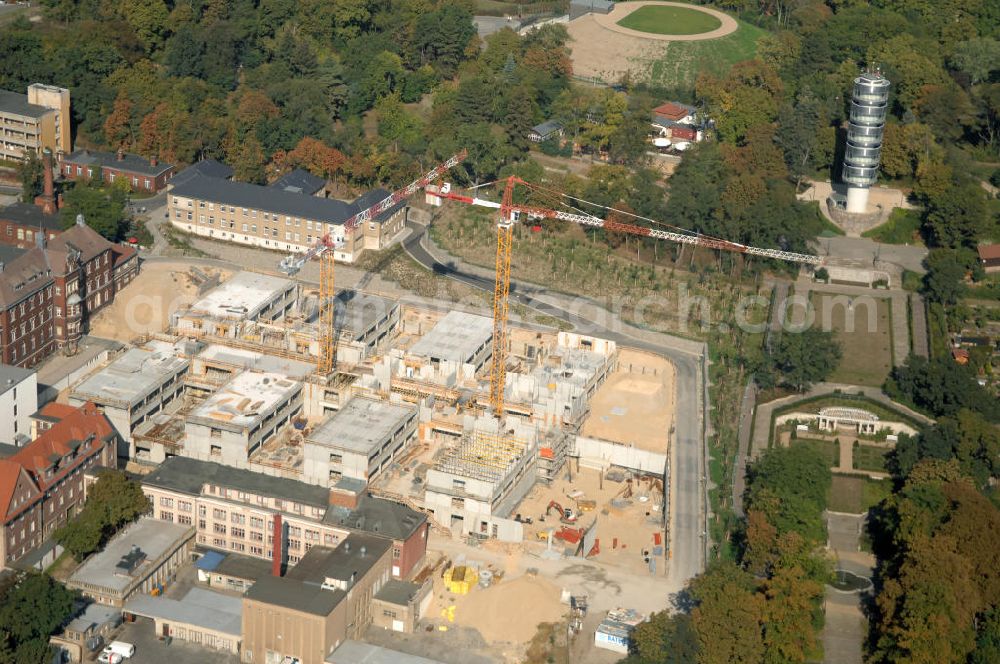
[[69, 519, 193, 594], [188, 371, 299, 429], [189, 271, 293, 321], [308, 397, 415, 455], [407, 310, 492, 364], [124, 587, 242, 637], [71, 346, 189, 407]]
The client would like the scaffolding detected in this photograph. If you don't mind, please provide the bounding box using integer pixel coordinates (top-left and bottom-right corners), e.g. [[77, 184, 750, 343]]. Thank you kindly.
[[435, 430, 528, 484]]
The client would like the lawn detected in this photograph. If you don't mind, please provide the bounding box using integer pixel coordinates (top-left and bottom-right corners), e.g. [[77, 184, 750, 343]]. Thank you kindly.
[[861, 208, 924, 246], [810, 292, 893, 387], [796, 437, 840, 467], [828, 474, 890, 513], [645, 19, 766, 89], [853, 443, 890, 473], [617, 5, 722, 35]]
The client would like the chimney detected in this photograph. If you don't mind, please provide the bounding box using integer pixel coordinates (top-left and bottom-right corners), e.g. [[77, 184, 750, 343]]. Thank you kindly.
[[35, 148, 56, 215], [150, 155, 157, 167], [75, 213, 85, 227], [271, 513, 284, 577], [116, 147, 125, 161]]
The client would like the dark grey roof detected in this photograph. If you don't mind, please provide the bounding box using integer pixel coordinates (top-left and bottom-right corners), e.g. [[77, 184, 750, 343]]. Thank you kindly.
[[244, 574, 345, 616], [0, 442, 20, 458], [270, 169, 326, 195], [142, 456, 331, 508], [374, 579, 422, 606], [531, 120, 563, 136], [172, 174, 405, 226], [171, 159, 233, 187], [348, 188, 406, 223], [0, 202, 64, 232], [172, 174, 356, 225], [287, 535, 390, 583], [0, 90, 50, 119], [323, 495, 427, 542], [63, 150, 174, 177], [0, 245, 27, 265], [0, 363, 34, 394]]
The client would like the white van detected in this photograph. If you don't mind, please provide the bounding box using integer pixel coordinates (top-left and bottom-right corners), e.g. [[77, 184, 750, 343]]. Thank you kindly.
[[103, 642, 135, 659]]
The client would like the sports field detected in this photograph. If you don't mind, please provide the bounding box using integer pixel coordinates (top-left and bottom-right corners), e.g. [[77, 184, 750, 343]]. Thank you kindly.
[[616, 4, 722, 35]]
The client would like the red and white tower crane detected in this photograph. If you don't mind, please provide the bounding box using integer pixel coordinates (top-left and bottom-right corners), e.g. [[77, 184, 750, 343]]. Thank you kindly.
[[277, 150, 467, 374], [426, 176, 821, 417]]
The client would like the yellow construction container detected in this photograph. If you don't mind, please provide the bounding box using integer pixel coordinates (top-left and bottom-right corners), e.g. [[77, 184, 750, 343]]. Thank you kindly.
[[444, 565, 479, 595]]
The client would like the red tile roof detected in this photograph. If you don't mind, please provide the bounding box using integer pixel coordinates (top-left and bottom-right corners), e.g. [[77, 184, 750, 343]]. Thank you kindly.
[[34, 402, 78, 422], [652, 102, 692, 122], [0, 402, 115, 522], [978, 244, 1000, 261]]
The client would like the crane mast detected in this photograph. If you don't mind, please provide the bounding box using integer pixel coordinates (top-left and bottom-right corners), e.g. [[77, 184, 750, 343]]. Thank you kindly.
[[276, 150, 468, 374], [426, 177, 822, 418]]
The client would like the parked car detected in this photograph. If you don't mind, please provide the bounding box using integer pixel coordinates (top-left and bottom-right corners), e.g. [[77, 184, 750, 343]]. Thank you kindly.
[[97, 653, 122, 664]]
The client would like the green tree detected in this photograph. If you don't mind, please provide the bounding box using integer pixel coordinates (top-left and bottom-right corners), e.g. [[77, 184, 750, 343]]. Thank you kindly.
[[921, 248, 969, 304], [0, 573, 76, 661], [55, 470, 150, 561], [745, 445, 831, 543], [885, 355, 1000, 421], [58, 181, 128, 241], [628, 611, 698, 664], [690, 561, 764, 664], [950, 38, 1000, 84], [17, 152, 43, 204], [767, 328, 842, 392]]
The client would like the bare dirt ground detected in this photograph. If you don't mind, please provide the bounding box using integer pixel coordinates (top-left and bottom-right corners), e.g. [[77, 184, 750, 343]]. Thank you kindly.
[[88, 262, 231, 343], [566, 1, 737, 81], [421, 568, 567, 663], [517, 466, 666, 577], [581, 348, 675, 452]]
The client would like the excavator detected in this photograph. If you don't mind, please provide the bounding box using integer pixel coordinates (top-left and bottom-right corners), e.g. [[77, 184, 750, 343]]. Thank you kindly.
[[546, 500, 578, 524]]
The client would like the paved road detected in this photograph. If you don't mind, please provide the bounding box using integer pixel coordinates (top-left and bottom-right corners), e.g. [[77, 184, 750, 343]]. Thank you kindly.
[[401, 220, 708, 593], [817, 236, 927, 274]]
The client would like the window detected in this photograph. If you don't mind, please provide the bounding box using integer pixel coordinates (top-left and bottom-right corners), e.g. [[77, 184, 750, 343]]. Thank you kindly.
[[210, 428, 222, 439], [393, 546, 402, 559], [159, 497, 174, 508], [287, 539, 301, 550], [383, 610, 397, 618], [250, 531, 264, 542], [213, 508, 227, 519], [250, 516, 264, 529], [210, 445, 222, 456], [179, 501, 192, 513], [231, 527, 245, 539], [231, 513, 245, 525], [178, 515, 192, 525], [213, 523, 227, 535], [329, 453, 342, 464], [160, 511, 174, 522]]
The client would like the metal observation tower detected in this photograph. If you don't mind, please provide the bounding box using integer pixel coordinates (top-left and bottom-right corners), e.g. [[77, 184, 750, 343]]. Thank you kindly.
[[841, 70, 890, 213]]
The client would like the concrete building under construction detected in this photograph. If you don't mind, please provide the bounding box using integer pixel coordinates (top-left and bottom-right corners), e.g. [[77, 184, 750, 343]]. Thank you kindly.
[[67, 268, 631, 541]]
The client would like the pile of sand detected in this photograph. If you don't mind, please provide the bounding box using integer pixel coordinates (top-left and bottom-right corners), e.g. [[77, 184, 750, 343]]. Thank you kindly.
[[457, 574, 566, 644]]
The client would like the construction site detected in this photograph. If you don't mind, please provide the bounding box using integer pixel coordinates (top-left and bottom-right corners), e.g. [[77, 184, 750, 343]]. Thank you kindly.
[[74, 261, 675, 572]]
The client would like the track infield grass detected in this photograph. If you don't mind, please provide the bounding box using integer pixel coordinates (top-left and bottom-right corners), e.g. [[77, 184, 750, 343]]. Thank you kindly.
[[616, 5, 722, 35]]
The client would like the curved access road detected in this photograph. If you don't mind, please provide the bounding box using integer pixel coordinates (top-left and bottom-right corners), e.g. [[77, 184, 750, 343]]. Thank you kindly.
[[402, 219, 710, 597]]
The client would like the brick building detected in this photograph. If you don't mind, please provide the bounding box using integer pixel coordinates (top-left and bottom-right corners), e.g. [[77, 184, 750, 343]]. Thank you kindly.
[[61, 149, 176, 193], [0, 402, 118, 567], [0, 216, 138, 367], [241, 534, 393, 664], [141, 456, 429, 580]]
